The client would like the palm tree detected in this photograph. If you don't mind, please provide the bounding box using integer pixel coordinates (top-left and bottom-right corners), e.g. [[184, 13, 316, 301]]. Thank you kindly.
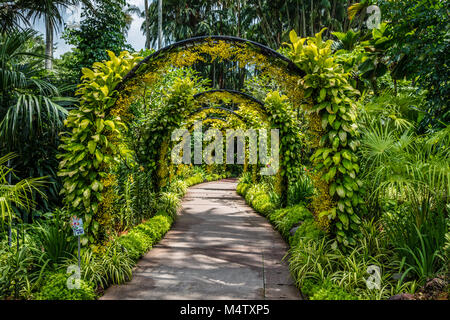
[[0, 29, 73, 147], [0, 153, 47, 224], [21, 0, 94, 70]]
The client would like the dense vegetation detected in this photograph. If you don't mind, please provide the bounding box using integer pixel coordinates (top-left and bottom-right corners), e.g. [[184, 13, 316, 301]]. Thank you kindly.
[[0, 0, 448, 300]]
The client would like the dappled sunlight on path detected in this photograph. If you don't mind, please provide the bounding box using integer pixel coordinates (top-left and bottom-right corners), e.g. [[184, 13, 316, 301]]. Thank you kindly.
[[101, 179, 300, 300]]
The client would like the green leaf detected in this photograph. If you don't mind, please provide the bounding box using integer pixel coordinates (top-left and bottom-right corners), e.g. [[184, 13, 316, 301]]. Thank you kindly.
[[95, 149, 104, 163], [319, 88, 326, 101], [342, 159, 353, 170], [328, 114, 336, 125], [104, 120, 115, 130], [332, 152, 341, 165], [336, 185, 346, 198], [88, 140, 97, 154]]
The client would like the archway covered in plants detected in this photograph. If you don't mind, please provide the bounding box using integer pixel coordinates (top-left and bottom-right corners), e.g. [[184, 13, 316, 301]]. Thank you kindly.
[[58, 32, 362, 246]]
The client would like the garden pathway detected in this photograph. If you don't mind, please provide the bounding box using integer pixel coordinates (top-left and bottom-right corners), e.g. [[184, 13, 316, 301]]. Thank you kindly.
[[101, 179, 300, 300]]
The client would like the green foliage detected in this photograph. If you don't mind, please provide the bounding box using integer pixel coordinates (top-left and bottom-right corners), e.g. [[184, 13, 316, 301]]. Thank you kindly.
[[264, 91, 304, 204], [379, 0, 450, 130], [184, 173, 204, 187], [57, 51, 142, 244], [287, 173, 314, 206], [290, 219, 324, 247], [165, 180, 188, 197], [35, 273, 96, 300], [117, 213, 173, 261], [286, 28, 364, 245], [383, 207, 448, 281], [156, 192, 181, 219], [269, 205, 313, 239], [303, 279, 359, 300], [0, 245, 42, 299], [30, 216, 76, 269], [0, 29, 71, 145], [62, 0, 133, 76], [288, 231, 419, 300], [0, 153, 47, 224]]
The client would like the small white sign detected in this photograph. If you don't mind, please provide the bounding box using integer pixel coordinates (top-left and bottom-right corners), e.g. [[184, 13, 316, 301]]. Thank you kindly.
[[70, 216, 85, 236]]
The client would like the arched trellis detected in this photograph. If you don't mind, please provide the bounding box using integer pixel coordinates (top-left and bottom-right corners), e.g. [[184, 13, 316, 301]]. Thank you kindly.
[[59, 32, 364, 245], [58, 37, 308, 244], [115, 35, 306, 93], [111, 35, 306, 122], [188, 106, 244, 121]]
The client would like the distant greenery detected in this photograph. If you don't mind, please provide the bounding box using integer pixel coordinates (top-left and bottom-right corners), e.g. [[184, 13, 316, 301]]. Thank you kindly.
[[62, 0, 133, 84]]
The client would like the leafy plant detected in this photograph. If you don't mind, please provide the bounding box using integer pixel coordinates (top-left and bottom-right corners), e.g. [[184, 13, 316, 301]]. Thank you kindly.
[[35, 272, 96, 300], [30, 217, 76, 269], [0, 153, 47, 224], [57, 51, 142, 244], [286, 28, 364, 245], [287, 174, 314, 206]]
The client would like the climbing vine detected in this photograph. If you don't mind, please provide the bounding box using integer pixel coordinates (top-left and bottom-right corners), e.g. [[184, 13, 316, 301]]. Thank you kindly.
[[57, 51, 142, 244], [286, 29, 363, 245]]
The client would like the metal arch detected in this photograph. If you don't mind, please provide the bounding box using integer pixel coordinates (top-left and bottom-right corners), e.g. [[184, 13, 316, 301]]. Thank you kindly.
[[188, 106, 245, 121], [185, 116, 230, 130], [115, 35, 305, 91], [193, 89, 265, 110]]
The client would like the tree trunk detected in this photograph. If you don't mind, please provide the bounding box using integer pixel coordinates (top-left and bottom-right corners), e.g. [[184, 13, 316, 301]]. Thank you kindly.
[[302, 0, 306, 37], [158, 0, 163, 49], [310, 0, 314, 36], [45, 15, 53, 70], [237, 0, 241, 37], [144, 0, 150, 49]]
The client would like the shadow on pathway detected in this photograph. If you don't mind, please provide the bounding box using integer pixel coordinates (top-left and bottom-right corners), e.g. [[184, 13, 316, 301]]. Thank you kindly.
[[101, 179, 301, 300]]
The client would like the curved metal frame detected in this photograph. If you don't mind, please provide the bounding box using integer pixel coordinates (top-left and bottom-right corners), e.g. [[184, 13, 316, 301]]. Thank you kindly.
[[193, 89, 265, 110], [115, 35, 305, 91], [188, 106, 244, 121]]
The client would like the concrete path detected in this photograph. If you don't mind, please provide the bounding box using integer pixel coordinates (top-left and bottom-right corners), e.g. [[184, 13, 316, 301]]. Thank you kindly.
[[101, 179, 300, 300]]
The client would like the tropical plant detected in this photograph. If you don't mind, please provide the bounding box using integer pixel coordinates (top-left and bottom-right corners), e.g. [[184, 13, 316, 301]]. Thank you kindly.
[[287, 173, 314, 206], [0, 153, 47, 224], [0, 29, 71, 145], [62, 0, 133, 74], [57, 50, 142, 244], [286, 28, 364, 245]]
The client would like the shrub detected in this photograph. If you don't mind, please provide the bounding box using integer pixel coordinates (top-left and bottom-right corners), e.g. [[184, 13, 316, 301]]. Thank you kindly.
[[35, 273, 96, 300], [185, 174, 204, 187], [289, 233, 419, 300], [117, 229, 152, 261], [287, 174, 314, 206], [290, 219, 324, 246], [383, 206, 448, 281], [156, 192, 180, 219], [270, 205, 314, 239], [166, 180, 188, 197], [30, 217, 76, 269], [252, 194, 275, 216], [305, 279, 360, 300]]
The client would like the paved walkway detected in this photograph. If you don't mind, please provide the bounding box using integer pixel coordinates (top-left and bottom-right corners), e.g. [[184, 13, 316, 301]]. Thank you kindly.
[[101, 179, 300, 300]]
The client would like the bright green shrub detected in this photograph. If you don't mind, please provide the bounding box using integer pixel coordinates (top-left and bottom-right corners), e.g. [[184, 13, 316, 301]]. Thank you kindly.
[[117, 212, 173, 261], [142, 213, 172, 242], [36, 273, 96, 300], [290, 219, 324, 246], [185, 174, 204, 187], [236, 182, 250, 196], [273, 205, 313, 239], [166, 180, 188, 197], [156, 192, 180, 219], [252, 194, 275, 216], [117, 230, 152, 261], [304, 279, 359, 300]]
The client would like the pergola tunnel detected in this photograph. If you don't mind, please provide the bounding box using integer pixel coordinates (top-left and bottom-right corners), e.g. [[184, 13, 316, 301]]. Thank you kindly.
[[59, 32, 362, 248]]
